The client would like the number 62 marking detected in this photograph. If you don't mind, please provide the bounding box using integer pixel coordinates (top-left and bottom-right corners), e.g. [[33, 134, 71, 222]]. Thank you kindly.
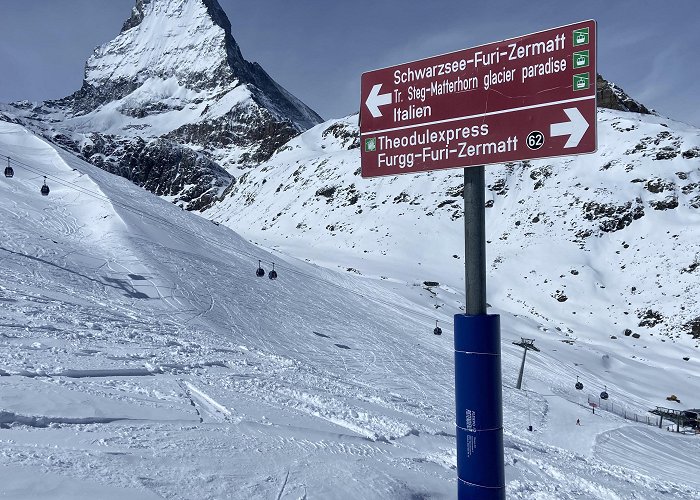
[[527, 131, 545, 150]]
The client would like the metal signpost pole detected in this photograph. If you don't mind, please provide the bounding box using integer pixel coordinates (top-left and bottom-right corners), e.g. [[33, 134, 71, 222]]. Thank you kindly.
[[454, 165, 504, 498], [359, 20, 597, 500], [463, 166, 486, 315]]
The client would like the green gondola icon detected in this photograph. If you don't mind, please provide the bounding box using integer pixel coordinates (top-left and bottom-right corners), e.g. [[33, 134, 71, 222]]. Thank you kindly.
[[365, 137, 377, 152], [573, 27, 589, 46], [573, 73, 590, 91], [573, 50, 589, 69]]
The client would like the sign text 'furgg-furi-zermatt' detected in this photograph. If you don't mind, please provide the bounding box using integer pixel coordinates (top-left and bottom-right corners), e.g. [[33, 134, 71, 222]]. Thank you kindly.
[[360, 20, 597, 177]]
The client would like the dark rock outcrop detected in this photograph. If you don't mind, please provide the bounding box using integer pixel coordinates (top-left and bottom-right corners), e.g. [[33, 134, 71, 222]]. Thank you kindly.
[[583, 197, 645, 233], [81, 133, 231, 211], [597, 75, 652, 115]]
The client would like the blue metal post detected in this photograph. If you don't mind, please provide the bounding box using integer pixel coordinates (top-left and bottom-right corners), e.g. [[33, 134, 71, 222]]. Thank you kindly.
[[454, 313, 504, 498]]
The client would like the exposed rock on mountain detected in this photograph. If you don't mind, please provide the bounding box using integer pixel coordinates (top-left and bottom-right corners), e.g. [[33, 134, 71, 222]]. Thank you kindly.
[[82, 134, 230, 211], [597, 74, 652, 115]]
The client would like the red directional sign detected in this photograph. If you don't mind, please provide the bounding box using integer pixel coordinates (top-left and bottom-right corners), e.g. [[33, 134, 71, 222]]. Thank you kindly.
[[360, 20, 597, 178]]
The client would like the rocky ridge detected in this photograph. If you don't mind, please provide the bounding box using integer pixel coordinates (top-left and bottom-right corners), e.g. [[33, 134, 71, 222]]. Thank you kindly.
[[596, 74, 652, 115]]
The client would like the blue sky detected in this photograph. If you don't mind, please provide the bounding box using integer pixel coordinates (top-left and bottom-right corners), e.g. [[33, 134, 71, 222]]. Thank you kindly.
[[0, 0, 698, 127]]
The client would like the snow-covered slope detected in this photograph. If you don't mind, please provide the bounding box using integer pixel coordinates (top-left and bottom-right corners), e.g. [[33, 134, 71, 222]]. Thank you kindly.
[[4, 0, 323, 210], [208, 109, 700, 408], [2, 113, 700, 497]]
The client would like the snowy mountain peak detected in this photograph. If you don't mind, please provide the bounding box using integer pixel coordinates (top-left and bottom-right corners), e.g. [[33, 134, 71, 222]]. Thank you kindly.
[[120, 0, 149, 33], [64, 0, 320, 131], [90, 0, 239, 90]]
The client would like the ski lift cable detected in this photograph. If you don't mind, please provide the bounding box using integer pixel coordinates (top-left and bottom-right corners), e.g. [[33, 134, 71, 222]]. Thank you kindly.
[[0, 151, 454, 328], [256, 260, 455, 327], [0, 152, 241, 254], [2, 154, 304, 271], [531, 353, 624, 404], [3, 152, 453, 327], [1, 152, 185, 229]]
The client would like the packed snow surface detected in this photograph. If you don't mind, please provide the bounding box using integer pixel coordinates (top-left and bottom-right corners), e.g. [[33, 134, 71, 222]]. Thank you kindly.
[[1, 117, 699, 499]]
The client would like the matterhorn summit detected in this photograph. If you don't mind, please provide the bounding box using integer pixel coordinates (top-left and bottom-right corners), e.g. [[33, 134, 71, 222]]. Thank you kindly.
[[88, 0, 250, 93], [6, 0, 322, 209], [79, 0, 320, 130]]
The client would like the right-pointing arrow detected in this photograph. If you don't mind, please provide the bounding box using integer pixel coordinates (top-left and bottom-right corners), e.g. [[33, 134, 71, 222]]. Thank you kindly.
[[365, 84, 393, 118], [550, 107, 589, 148]]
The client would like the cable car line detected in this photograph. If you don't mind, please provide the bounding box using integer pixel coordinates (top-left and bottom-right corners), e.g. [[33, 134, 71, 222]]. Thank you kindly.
[[40, 176, 50, 196], [4, 152, 451, 330], [4, 157, 13, 178], [255, 259, 265, 278], [1, 151, 453, 331], [1, 152, 189, 229]]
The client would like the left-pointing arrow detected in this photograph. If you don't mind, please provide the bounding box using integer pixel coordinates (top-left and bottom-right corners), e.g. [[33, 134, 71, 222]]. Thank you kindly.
[[550, 107, 589, 148], [365, 84, 393, 118]]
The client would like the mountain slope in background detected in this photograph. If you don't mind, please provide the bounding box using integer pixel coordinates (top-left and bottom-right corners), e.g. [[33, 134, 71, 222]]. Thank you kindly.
[[207, 106, 700, 409], [3, 0, 322, 210]]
